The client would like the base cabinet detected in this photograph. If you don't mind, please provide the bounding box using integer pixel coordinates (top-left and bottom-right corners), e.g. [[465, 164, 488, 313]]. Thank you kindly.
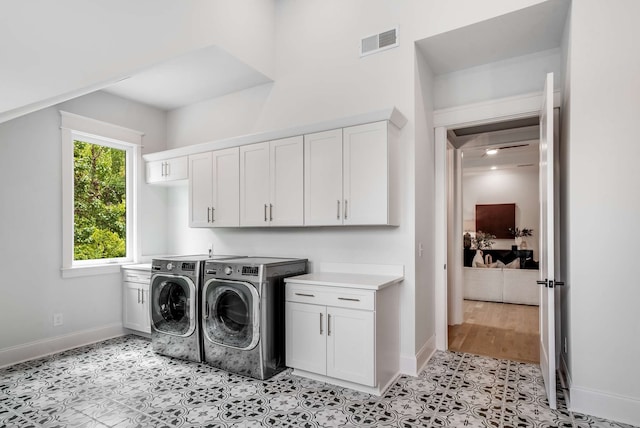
[[285, 281, 397, 394], [122, 269, 151, 334]]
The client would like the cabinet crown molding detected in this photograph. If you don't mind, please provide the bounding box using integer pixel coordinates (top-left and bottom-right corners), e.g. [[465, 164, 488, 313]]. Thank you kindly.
[[143, 107, 406, 162]]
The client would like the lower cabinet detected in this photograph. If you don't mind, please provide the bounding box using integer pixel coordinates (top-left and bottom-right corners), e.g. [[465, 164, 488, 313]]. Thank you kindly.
[[122, 269, 151, 334], [285, 282, 398, 394]]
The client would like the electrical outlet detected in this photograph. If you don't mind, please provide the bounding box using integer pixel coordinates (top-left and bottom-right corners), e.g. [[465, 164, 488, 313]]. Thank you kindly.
[[53, 313, 63, 327]]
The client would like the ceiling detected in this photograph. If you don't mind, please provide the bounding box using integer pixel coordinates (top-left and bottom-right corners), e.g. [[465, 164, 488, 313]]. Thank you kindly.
[[102, 45, 272, 111], [457, 122, 540, 173], [416, 0, 570, 75]]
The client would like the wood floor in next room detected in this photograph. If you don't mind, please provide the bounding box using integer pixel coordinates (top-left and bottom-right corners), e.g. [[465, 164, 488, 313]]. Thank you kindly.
[[448, 299, 540, 364]]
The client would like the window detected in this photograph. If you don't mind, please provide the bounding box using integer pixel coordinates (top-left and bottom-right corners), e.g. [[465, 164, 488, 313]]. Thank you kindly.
[[61, 112, 142, 276]]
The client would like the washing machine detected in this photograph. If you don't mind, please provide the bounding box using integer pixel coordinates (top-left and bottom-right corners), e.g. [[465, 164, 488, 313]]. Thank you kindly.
[[201, 257, 307, 379], [150, 254, 242, 362]]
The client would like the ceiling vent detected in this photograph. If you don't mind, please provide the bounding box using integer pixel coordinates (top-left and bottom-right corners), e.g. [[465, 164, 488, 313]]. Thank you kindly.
[[360, 27, 399, 57]]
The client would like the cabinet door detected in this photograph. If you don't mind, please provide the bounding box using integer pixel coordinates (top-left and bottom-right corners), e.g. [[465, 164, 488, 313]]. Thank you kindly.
[[140, 285, 151, 333], [270, 136, 304, 226], [165, 156, 188, 181], [146, 160, 165, 183], [123, 282, 147, 332], [304, 129, 343, 226], [240, 142, 270, 226], [189, 152, 213, 227], [212, 147, 240, 227], [286, 302, 327, 375], [343, 121, 389, 225], [326, 307, 375, 386]]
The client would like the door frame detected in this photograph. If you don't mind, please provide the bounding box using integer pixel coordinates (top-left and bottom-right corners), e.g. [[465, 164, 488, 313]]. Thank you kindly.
[[433, 90, 561, 351]]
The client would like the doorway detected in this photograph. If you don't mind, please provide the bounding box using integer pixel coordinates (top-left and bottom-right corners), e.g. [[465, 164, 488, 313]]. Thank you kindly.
[[444, 117, 542, 364]]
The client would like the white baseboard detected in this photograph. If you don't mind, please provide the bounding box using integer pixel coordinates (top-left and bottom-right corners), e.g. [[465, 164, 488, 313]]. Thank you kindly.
[[399, 335, 436, 377], [570, 385, 640, 427], [0, 323, 126, 368]]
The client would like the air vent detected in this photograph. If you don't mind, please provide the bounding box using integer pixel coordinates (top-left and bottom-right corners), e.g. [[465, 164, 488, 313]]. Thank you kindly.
[[360, 27, 399, 57]]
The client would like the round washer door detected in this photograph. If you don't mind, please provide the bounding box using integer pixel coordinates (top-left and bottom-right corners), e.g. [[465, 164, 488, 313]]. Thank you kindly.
[[151, 274, 197, 337], [203, 279, 260, 350]]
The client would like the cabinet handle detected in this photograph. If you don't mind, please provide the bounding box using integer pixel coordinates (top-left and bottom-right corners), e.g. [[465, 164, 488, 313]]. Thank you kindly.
[[344, 200, 348, 220], [166, 161, 170, 177], [338, 297, 360, 302], [141, 289, 144, 304], [264, 204, 268, 222], [337, 200, 340, 220], [161, 162, 164, 177], [319, 313, 323, 335], [207, 207, 211, 223], [295, 292, 315, 297], [269, 204, 273, 222], [327, 313, 331, 336], [137, 288, 141, 304], [211, 207, 215, 222]]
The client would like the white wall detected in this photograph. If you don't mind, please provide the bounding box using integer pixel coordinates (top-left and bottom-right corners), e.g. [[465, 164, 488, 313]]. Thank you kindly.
[[564, 0, 640, 424], [463, 168, 540, 258], [0, 91, 166, 357], [433, 48, 563, 109], [0, 0, 275, 122]]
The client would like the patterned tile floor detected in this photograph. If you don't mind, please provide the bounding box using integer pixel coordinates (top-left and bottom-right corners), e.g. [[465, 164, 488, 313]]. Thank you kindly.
[[0, 335, 635, 428]]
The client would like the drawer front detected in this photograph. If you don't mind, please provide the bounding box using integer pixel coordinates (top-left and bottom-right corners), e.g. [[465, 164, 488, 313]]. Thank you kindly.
[[286, 283, 375, 311], [122, 271, 151, 285]]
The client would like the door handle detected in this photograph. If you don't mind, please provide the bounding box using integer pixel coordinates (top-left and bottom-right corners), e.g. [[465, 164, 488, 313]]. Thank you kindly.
[[344, 200, 348, 220], [207, 207, 211, 223], [319, 312, 323, 335], [269, 204, 273, 222], [537, 279, 553, 288], [555, 281, 565, 287], [327, 313, 331, 336], [264, 204, 268, 222]]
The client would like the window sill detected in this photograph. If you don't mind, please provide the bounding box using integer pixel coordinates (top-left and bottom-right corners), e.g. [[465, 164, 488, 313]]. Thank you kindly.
[[61, 264, 124, 278]]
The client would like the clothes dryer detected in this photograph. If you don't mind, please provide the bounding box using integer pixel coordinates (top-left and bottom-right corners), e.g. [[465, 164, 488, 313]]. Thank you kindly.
[[202, 257, 307, 379], [150, 254, 242, 362]]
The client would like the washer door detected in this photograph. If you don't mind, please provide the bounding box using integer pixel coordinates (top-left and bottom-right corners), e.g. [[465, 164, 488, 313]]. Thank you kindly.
[[151, 274, 197, 337], [203, 279, 260, 350]]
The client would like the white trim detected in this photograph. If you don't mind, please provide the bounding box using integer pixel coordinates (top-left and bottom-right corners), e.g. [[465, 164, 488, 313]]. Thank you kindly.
[[434, 126, 448, 351], [291, 369, 398, 396], [143, 107, 407, 162], [399, 335, 436, 376], [433, 90, 562, 128], [61, 264, 122, 278], [0, 323, 126, 368], [318, 263, 404, 277], [570, 386, 640, 427], [60, 111, 144, 143]]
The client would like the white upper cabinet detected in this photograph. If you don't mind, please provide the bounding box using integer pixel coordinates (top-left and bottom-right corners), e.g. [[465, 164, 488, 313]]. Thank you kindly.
[[146, 156, 188, 184], [240, 136, 303, 226], [189, 148, 239, 228], [304, 129, 344, 226], [305, 121, 398, 226]]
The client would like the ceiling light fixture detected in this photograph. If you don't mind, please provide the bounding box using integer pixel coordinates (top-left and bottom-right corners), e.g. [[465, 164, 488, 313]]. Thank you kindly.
[[491, 166, 497, 170], [486, 149, 498, 155]]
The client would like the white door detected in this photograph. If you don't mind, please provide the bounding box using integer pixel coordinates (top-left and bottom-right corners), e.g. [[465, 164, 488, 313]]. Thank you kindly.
[[146, 160, 165, 183], [212, 147, 240, 227], [270, 136, 304, 226], [165, 156, 188, 181], [343, 121, 388, 225], [538, 72, 557, 409], [326, 307, 375, 386], [240, 142, 270, 226], [304, 129, 343, 226], [188, 152, 213, 227], [123, 282, 146, 332], [285, 302, 327, 374]]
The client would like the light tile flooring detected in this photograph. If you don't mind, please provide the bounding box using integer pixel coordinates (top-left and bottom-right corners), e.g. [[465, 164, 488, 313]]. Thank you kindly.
[[0, 336, 635, 427]]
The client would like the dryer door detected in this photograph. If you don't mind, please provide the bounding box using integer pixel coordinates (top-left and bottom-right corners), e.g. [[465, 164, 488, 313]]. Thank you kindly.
[[203, 279, 260, 350], [151, 274, 197, 337]]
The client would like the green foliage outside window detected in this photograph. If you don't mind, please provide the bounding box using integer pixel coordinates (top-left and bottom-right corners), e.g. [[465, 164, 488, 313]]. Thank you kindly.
[[74, 140, 127, 260]]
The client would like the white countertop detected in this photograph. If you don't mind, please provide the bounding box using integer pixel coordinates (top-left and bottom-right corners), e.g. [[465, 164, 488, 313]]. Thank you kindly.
[[121, 263, 152, 271], [285, 272, 403, 291]]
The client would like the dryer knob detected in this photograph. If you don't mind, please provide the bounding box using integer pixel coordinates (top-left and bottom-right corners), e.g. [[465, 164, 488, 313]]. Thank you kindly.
[[167, 262, 173, 270], [224, 266, 233, 275]]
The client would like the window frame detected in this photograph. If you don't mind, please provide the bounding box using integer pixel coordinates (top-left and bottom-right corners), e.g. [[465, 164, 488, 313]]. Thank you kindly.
[[60, 111, 143, 278]]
